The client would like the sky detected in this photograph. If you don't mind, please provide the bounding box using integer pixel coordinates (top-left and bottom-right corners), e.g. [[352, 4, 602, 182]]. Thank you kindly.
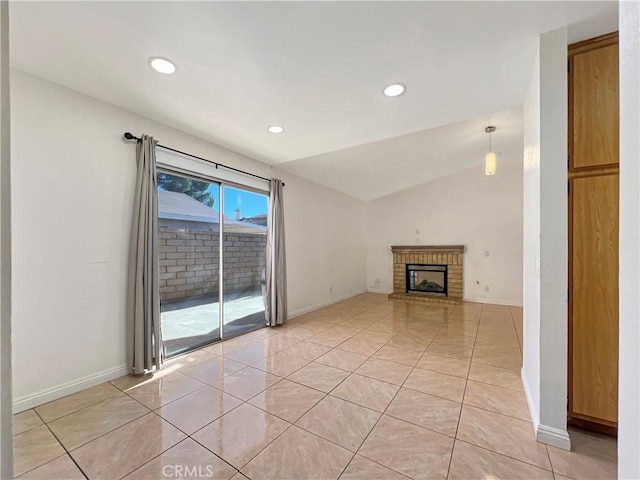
[[158, 171, 268, 218], [206, 184, 268, 218]]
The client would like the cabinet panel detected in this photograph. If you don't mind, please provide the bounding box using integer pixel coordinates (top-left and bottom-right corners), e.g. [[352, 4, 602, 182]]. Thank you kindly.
[[572, 43, 619, 169], [570, 174, 619, 424]]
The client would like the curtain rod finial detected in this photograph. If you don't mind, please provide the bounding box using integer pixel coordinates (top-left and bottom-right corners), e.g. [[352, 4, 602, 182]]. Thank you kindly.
[[123, 132, 137, 141]]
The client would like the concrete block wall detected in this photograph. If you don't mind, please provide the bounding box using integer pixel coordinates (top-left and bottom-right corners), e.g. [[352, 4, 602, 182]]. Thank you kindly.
[[223, 234, 266, 296], [158, 227, 266, 303]]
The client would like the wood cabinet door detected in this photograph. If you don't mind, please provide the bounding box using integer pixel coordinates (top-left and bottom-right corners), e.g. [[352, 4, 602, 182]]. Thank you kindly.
[[570, 174, 619, 425], [571, 43, 619, 169]]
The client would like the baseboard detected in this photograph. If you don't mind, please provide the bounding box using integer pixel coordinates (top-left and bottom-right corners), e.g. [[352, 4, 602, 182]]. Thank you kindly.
[[366, 287, 392, 294], [288, 289, 367, 319], [521, 368, 571, 451], [537, 424, 571, 450], [13, 364, 129, 414]]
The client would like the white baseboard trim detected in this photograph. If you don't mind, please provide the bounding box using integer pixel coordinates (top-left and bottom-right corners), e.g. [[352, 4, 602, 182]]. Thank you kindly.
[[366, 287, 392, 294], [13, 364, 129, 414], [537, 424, 571, 450], [521, 369, 571, 451], [288, 289, 367, 319]]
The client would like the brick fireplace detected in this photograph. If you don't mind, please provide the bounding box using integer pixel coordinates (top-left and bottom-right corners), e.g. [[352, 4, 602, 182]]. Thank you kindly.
[[389, 245, 464, 305]]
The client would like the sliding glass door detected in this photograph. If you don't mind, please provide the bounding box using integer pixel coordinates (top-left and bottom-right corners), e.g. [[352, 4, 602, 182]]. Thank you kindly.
[[222, 185, 269, 337], [157, 171, 221, 357], [157, 170, 269, 357]]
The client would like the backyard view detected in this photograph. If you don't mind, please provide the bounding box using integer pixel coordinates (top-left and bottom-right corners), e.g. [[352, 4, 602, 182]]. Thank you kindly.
[[157, 171, 268, 357]]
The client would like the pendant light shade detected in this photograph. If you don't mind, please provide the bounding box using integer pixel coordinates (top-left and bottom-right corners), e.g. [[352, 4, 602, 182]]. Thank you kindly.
[[485, 151, 497, 175], [484, 126, 497, 176]]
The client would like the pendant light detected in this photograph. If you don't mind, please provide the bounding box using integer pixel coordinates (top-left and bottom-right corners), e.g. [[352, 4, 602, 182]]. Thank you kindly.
[[485, 126, 497, 176]]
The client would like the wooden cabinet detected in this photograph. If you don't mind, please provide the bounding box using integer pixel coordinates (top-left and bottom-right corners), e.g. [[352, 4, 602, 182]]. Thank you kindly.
[[571, 40, 619, 169], [568, 32, 619, 433]]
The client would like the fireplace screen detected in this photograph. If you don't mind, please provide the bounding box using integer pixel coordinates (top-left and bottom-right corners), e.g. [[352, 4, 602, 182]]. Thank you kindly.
[[406, 264, 447, 296]]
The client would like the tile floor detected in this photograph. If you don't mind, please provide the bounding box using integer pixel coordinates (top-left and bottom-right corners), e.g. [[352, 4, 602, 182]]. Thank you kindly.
[[13, 294, 617, 479]]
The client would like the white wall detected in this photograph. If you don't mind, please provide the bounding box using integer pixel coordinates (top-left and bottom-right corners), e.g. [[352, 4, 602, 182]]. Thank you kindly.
[[618, 2, 640, 477], [10, 70, 366, 411], [0, 1, 13, 476], [365, 162, 523, 306], [522, 27, 570, 450], [538, 26, 569, 447], [522, 41, 541, 433]]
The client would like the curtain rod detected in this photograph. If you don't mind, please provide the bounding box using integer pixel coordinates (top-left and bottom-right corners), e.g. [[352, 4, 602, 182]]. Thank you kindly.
[[123, 132, 283, 186]]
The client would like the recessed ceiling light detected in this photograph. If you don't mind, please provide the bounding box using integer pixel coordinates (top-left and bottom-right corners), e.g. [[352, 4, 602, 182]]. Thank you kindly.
[[383, 83, 406, 97], [149, 57, 177, 75], [268, 125, 285, 134]]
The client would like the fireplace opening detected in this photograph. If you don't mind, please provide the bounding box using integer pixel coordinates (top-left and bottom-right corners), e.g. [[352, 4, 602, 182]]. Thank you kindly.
[[406, 264, 448, 296]]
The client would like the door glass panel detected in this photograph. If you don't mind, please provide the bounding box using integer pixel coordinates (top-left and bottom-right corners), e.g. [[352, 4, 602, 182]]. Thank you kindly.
[[222, 185, 268, 338], [157, 171, 221, 357]]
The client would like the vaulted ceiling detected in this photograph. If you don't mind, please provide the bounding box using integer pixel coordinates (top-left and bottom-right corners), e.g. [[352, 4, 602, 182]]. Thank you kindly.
[[10, 1, 617, 199]]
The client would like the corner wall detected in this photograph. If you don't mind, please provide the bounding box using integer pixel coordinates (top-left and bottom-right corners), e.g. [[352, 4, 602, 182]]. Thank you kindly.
[[618, 1, 640, 476], [10, 70, 366, 411], [522, 40, 541, 433], [365, 163, 523, 306], [538, 26, 570, 448], [0, 1, 13, 476], [521, 27, 570, 450]]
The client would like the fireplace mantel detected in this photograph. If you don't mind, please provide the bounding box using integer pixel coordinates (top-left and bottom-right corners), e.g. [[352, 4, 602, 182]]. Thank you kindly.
[[389, 245, 464, 305], [391, 245, 464, 253]]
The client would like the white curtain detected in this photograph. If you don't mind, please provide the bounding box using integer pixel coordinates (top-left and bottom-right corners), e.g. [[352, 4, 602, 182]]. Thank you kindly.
[[265, 178, 287, 326], [127, 135, 162, 373]]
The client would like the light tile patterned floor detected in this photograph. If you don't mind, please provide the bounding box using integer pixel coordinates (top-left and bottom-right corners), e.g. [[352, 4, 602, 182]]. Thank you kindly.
[[13, 294, 617, 479]]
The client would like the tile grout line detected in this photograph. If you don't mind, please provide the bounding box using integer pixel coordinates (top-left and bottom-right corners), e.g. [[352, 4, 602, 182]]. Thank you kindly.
[[452, 305, 557, 475], [545, 436, 556, 476], [509, 305, 524, 356], [45, 388, 157, 473], [21, 385, 171, 479], [446, 303, 483, 479], [339, 304, 460, 480], [233, 307, 405, 478], [28, 409, 90, 480], [334, 380, 403, 479], [291, 301, 531, 479], [19, 298, 543, 480], [41, 391, 152, 450], [454, 437, 555, 474], [183, 360, 341, 476], [121, 436, 240, 480], [147, 410, 243, 477], [153, 364, 303, 476], [33, 387, 122, 425]]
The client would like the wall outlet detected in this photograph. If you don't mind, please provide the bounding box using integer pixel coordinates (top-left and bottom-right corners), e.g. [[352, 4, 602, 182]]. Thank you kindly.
[[484, 250, 490, 257], [415, 237, 420, 243], [374, 278, 380, 286], [484, 286, 490, 293]]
